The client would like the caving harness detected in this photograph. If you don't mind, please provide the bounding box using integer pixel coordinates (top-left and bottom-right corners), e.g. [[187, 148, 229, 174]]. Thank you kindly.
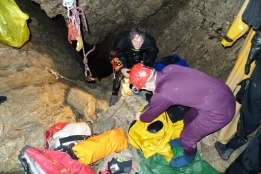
[[63, 0, 95, 82], [109, 51, 123, 79]]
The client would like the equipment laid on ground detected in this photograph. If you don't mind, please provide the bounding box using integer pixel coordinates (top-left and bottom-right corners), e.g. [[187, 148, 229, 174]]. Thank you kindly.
[[18, 145, 96, 174]]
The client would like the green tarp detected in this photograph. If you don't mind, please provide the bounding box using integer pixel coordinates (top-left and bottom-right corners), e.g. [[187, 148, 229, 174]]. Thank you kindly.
[[138, 146, 219, 174]]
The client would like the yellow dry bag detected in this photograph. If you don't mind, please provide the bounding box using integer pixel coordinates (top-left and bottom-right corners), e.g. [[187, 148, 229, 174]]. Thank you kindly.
[[0, 0, 30, 47], [128, 109, 184, 162], [72, 127, 128, 164]]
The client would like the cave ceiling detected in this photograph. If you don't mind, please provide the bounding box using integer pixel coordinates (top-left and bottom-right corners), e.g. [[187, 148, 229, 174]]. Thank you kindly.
[[32, 0, 169, 45], [24, 0, 245, 80]]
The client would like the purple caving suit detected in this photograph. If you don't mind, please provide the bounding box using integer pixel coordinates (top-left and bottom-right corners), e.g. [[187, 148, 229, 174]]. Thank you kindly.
[[140, 64, 236, 156]]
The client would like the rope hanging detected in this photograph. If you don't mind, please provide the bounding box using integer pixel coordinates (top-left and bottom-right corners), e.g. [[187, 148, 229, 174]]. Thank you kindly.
[[63, 0, 95, 82]]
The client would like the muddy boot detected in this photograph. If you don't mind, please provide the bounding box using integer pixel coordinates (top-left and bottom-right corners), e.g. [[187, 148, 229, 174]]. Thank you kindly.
[[215, 141, 235, 160], [109, 95, 118, 106], [215, 136, 247, 161]]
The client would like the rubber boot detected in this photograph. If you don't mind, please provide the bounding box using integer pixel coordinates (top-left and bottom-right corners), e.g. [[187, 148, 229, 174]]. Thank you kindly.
[[215, 136, 247, 161], [169, 154, 195, 168], [215, 141, 235, 161], [169, 138, 182, 147]]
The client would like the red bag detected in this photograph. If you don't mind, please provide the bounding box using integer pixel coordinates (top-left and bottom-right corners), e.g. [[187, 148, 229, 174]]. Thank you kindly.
[[45, 122, 69, 148], [45, 122, 92, 150], [18, 145, 96, 174]]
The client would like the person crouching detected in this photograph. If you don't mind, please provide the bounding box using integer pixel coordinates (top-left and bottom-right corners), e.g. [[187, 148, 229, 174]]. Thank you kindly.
[[130, 63, 236, 168]]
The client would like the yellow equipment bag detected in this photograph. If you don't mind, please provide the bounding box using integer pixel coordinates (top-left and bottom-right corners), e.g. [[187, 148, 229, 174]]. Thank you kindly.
[[218, 28, 256, 143], [128, 109, 184, 162], [217, 1, 256, 142], [72, 127, 128, 164], [221, 0, 249, 47], [0, 0, 30, 47]]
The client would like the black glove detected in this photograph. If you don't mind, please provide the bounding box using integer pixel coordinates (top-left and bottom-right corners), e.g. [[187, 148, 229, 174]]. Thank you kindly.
[[245, 31, 261, 75]]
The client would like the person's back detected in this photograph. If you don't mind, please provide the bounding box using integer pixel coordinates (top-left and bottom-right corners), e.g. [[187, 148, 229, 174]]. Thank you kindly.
[[140, 64, 235, 122], [156, 65, 234, 109]]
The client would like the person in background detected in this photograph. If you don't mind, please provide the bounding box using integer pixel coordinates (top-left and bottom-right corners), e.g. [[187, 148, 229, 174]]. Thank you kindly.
[[129, 63, 236, 168], [215, 0, 261, 173], [109, 27, 158, 106]]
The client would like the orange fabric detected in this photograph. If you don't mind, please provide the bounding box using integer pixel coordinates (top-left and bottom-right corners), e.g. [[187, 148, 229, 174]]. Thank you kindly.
[[110, 57, 123, 71], [72, 128, 128, 164], [68, 21, 79, 43]]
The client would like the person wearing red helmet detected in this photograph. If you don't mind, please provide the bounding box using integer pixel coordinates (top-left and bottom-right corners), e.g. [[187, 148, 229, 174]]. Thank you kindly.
[[129, 63, 154, 93], [129, 63, 236, 168]]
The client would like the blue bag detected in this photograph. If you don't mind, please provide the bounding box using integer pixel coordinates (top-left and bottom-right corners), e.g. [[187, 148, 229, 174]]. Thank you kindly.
[[153, 54, 189, 71]]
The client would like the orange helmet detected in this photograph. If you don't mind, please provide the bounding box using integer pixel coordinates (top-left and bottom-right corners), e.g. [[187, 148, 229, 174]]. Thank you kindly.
[[129, 63, 152, 92]]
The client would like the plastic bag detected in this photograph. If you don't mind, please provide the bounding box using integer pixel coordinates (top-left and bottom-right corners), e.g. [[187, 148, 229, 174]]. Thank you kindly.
[[153, 54, 189, 71], [0, 0, 30, 47], [138, 146, 219, 174], [128, 110, 184, 162], [18, 145, 96, 174]]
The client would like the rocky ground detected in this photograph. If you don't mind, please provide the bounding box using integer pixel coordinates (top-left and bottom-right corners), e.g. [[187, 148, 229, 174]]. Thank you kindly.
[[1, 0, 258, 173]]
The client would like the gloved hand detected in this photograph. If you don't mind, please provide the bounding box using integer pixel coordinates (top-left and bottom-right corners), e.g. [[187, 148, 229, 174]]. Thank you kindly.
[[121, 68, 130, 78], [245, 31, 261, 75]]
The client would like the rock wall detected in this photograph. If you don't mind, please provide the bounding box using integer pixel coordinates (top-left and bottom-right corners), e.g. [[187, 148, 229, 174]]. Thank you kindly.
[[0, 1, 111, 172], [32, 0, 166, 45], [0, 0, 250, 173], [145, 0, 246, 80], [28, 0, 246, 80]]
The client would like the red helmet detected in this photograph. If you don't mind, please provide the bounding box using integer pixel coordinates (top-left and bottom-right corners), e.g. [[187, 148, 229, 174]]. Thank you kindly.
[[129, 63, 152, 91]]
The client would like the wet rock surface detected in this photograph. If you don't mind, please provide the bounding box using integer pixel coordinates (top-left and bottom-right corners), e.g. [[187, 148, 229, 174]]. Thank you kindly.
[[0, 0, 255, 173]]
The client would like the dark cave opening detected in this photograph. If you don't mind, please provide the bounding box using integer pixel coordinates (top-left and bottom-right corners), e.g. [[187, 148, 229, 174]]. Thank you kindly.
[[16, 0, 114, 81], [14, 0, 190, 81]]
